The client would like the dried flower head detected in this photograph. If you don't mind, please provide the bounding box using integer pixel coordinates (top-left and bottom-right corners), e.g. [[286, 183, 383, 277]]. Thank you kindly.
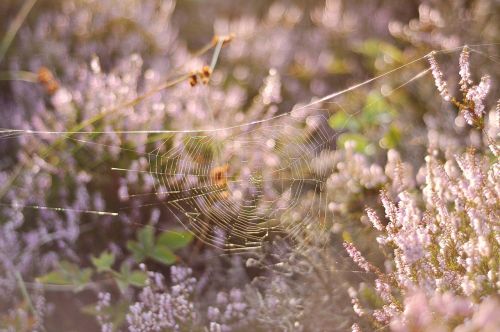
[[200, 65, 212, 84], [189, 72, 198, 87], [37, 67, 59, 95]]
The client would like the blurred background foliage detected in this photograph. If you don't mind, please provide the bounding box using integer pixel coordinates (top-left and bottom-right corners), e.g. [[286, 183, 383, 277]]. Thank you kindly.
[[0, 0, 499, 331]]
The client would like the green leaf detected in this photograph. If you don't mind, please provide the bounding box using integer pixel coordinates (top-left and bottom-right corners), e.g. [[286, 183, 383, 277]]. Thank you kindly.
[[115, 263, 131, 293], [379, 125, 401, 149], [115, 278, 128, 293], [127, 240, 146, 262], [360, 92, 395, 127], [151, 245, 177, 265], [157, 230, 193, 250], [138, 226, 155, 253], [59, 261, 79, 275], [342, 231, 352, 243], [119, 262, 131, 277], [36, 270, 72, 285], [128, 271, 148, 287], [91, 251, 115, 272], [328, 112, 359, 131], [114, 263, 147, 292], [74, 268, 93, 292], [36, 262, 92, 292]]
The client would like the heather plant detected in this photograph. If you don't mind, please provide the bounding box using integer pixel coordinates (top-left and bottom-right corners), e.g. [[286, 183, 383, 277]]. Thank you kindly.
[[0, 1, 499, 331], [344, 47, 499, 331]]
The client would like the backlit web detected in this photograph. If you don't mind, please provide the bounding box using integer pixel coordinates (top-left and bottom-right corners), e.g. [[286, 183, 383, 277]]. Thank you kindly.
[[143, 109, 334, 251], [2, 43, 495, 252]]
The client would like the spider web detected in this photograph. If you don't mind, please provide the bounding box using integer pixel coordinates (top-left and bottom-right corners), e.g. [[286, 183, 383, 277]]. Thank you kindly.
[[140, 109, 335, 251], [1, 43, 496, 252]]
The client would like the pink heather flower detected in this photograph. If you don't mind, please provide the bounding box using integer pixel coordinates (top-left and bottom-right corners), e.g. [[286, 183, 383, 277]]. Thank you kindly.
[[455, 297, 500, 332], [375, 279, 392, 303], [395, 227, 429, 265], [466, 75, 491, 119], [430, 292, 473, 318], [351, 323, 362, 332], [373, 304, 398, 324], [126, 266, 196, 331], [344, 242, 371, 272], [348, 288, 365, 317], [391, 291, 433, 332], [390, 291, 480, 332], [462, 107, 475, 126], [459, 45, 472, 93], [96, 292, 113, 332], [428, 51, 450, 102], [366, 207, 384, 231], [380, 190, 398, 225]]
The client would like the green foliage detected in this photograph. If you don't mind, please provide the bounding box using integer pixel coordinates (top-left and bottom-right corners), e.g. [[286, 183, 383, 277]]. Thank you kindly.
[[380, 124, 401, 149], [151, 245, 177, 265], [37, 261, 93, 292], [331, 91, 398, 155], [157, 230, 194, 250], [37, 252, 147, 293], [326, 57, 352, 75], [337, 133, 371, 154], [127, 225, 193, 265], [328, 111, 359, 131], [114, 263, 147, 293], [91, 251, 115, 273], [359, 283, 385, 309], [127, 226, 154, 262], [342, 230, 353, 243], [355, 39, 404, 64], [360, 92, 396, 127], [35, 226, 193, 295]]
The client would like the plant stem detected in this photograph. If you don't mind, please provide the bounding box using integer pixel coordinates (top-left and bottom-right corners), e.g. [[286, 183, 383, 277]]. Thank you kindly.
[[15, 271, 38, 320], [0, 0, 38, 64]]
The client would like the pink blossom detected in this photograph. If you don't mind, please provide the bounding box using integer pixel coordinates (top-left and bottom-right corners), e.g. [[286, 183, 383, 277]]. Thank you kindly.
[[428, 52, 450, 102]]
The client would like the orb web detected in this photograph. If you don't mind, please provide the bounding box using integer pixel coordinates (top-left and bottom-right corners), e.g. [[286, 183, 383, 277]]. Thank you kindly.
[[2, 43, 492, 252], [147, 108, 336, 251]]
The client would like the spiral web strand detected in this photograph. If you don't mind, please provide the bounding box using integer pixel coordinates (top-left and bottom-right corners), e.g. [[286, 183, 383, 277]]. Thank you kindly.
[[134, 109, 336, 251]]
